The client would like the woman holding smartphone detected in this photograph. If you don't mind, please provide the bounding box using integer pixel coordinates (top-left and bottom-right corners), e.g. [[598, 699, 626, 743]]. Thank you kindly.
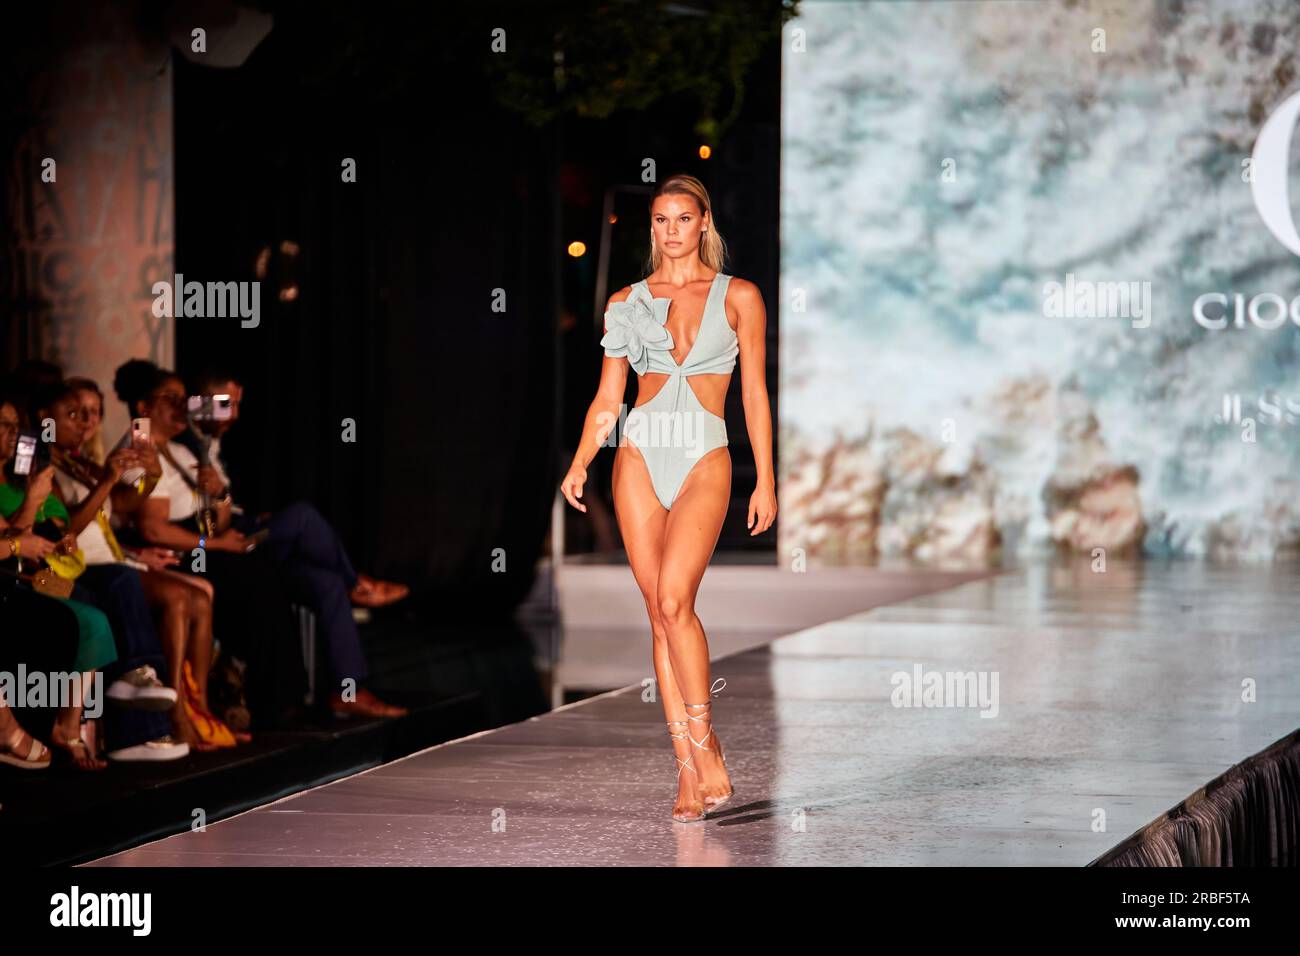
[[0, 394, 119, 769], [112, 360, 309, 730], [39, 380, 244, 750]]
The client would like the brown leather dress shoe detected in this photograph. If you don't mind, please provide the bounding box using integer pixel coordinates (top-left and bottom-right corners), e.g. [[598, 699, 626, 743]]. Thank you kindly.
[[329, 687, 409, 719], [348, 573, 410, 608]]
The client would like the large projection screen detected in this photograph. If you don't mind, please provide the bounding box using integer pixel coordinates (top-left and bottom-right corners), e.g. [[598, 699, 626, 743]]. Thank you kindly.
[[780, 0, 1300, 563]]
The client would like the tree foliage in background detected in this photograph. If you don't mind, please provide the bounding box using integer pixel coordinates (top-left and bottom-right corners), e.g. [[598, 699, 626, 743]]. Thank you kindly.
[[484, 0, 800, 139]]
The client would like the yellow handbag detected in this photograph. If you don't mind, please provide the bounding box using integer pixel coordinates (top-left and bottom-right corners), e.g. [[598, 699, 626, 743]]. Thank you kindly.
[[2, 530, 80, 598], [43, 547, 87, 580]]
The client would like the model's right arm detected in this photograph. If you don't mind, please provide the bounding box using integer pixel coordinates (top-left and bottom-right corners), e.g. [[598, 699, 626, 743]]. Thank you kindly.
[[559, 287, 633, 512]]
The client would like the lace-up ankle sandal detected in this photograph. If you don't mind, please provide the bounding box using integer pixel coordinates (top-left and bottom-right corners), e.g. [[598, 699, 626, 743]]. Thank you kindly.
[[666, 719, 705, 823], [684, 677, 732, 814]]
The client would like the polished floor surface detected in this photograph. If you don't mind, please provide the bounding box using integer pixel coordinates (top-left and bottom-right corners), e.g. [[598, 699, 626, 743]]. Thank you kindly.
[[85, 559, 1300, 866], [550, 562, 992, 698]]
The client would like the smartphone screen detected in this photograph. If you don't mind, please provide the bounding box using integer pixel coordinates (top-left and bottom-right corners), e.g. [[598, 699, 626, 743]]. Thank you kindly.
[[14, 433, 37, 475]]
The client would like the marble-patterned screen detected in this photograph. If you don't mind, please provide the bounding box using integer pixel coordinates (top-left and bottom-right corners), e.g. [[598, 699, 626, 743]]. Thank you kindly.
[[780, 0, 1300, 563]]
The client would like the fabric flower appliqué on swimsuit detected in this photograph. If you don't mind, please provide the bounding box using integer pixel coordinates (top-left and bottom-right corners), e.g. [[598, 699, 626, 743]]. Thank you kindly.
[[600, 283, 673, 375]]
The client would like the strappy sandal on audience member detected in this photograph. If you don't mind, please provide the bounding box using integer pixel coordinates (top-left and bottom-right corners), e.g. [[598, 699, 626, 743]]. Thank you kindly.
[[50, 728, 108, 771], [0, 726, 52, 770], [348, 573, 410, 608]]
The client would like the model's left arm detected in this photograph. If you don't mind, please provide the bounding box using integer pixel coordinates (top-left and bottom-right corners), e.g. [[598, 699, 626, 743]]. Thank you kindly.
[[733, 278, 776, 536]]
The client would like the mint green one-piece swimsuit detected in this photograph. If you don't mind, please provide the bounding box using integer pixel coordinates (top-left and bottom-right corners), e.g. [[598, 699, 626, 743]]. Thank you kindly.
[[601, 272, 739, 510]]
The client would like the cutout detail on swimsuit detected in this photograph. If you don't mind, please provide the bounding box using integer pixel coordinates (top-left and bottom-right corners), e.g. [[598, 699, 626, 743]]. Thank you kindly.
[[606, 274, 737, 510]]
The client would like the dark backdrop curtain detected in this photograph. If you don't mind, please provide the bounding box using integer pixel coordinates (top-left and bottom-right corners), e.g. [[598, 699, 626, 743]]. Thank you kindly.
[[173, 10, 557, 619]]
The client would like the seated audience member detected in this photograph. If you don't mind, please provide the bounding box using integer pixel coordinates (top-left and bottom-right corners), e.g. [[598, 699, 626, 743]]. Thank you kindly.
[[184, 370, 409, 607], [1, 399, 119, 770], [113, 359, 310, 730], [40, 380, 244, 749], [1, 387, 188, 765], [65, 376, 107, 466], [181, 369, 408, 718]]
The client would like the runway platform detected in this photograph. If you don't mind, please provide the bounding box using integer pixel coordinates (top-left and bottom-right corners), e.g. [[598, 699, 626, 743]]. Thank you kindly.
[[85, 559, 1300, 866]]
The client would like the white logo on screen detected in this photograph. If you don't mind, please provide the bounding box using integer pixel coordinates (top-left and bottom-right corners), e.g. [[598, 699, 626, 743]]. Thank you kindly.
[[1252, 89, 1300, 256]]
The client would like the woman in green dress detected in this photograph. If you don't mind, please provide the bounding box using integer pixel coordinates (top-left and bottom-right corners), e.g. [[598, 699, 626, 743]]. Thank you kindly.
[[1, 397, 117, 769]]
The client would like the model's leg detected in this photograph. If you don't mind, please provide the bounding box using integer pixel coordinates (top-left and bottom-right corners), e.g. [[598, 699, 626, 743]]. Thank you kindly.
[[612, 438, 704, 820], [657, 446, 732, 807]]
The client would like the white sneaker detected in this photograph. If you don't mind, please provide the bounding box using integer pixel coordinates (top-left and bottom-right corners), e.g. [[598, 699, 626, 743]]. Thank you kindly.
[[106, 666, 178, 712], [106, 735, 190, 762]]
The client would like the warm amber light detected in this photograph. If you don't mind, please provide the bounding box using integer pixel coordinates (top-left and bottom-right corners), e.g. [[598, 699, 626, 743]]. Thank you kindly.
[[608, 214, 618, 224], [698, 144, 712, 159], [567, 241, 587, 257]]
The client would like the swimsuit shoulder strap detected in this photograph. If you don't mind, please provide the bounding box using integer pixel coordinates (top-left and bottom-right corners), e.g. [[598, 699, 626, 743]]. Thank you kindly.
[[710, 273, 735, 334]]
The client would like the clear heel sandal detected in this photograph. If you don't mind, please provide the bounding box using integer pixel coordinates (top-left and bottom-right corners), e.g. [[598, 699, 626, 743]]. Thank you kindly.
[[684, 677, 732, 814], [666, 719, 705, 823]]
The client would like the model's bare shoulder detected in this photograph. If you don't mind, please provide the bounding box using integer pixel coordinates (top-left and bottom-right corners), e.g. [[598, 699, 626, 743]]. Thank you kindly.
[[602, 284, 635, 335], [725, 276, 765, 329], [726, 276, 763, 305], [606, 284, 634, 310]]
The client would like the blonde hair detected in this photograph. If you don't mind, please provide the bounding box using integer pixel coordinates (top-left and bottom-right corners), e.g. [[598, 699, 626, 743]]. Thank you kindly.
[[644, 174, 728, 276], [66, 377, 107, 465]]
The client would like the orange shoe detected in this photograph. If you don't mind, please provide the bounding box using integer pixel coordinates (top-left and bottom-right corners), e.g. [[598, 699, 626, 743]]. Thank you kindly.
[[182, 662, 238, 748]]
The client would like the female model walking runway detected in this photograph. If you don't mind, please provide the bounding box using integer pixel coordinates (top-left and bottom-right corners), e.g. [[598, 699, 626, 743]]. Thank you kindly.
[[560, 174, 776, 822]]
